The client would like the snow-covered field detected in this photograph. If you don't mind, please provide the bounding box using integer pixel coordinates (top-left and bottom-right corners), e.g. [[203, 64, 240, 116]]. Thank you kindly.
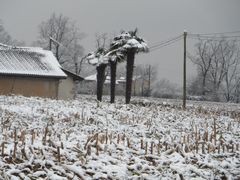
[[0, 95, 239, 180]]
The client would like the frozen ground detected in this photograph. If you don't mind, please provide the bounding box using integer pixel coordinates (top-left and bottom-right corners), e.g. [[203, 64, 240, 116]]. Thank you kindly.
[[0, 95, 239, 179]]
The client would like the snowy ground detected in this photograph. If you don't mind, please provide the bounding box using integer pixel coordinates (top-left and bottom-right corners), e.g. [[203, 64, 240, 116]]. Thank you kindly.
[[0, 95, 239, 180]]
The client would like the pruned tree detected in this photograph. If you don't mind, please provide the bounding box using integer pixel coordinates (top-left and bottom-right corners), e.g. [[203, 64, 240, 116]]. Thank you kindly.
[[34, 13, 85, 74], [111, 29, 149, 104], [86, 32, 126, 103], [86, 48, 108, 101], [107, 39, 126, 103], [107, 50, 125, 103]]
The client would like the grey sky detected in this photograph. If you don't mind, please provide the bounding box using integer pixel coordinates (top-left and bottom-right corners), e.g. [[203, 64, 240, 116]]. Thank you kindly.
[[1, 0, 240, 84]]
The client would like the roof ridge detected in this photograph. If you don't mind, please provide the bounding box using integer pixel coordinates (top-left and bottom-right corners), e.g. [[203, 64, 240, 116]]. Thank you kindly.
[[0, 43, 43, 52]]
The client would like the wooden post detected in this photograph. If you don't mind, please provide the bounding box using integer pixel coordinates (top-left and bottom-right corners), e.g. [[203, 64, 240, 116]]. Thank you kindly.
[[141, 139, 144, 149], [96, 133, 99, 156], [1, 142, 5, 157], [157, 143, 161, 155], [117, 134, 120, 144], [150, 142, 154, 154], [127, 138, 130, 148], [145, 142, 148, 155], [196, 142, 199, 153], [13, 142, 17, 159], [105, 130, 108, 144], [183, 31, 187, 109], [165, 143, 168, 151], [14, 129, 17, 142], [57, 146, 60, 162], [207, 144, 210, 153], [213, 118, 217, 146], [31, 130, 35, 145], [56, 45, 59, 61], [43, 126, 48, 145], [49, 38, 52, 51]]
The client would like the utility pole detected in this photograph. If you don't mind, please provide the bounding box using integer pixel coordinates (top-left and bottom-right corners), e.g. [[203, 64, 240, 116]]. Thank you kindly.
[[183, 31, 187, 109], [49, 36, 61, 61], [49, 38, 52, 51], [56, 44, 59, 61]]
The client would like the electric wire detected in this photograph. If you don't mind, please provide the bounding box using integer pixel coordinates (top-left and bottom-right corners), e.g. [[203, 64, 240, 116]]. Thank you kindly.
[[150, 36, 182, 52], [188, 30, 240, 36], [187, 36, 240, 42], [188, 34, 240, 39], [149, 34, 183, 49]]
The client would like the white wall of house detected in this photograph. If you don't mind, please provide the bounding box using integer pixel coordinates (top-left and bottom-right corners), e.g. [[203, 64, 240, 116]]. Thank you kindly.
[[58, 76, 75, 100]]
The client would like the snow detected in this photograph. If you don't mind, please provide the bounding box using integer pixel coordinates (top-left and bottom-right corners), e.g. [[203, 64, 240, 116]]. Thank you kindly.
[[84, 74, 97, 81], [84, 74, 119, 84], [123, 39, 148, 52], [111, 31, 149, 53], [0, 95, 239, 179], [86, 52, 109, 67], [87, 30, 149, 68], [0, 43, 66, 78]]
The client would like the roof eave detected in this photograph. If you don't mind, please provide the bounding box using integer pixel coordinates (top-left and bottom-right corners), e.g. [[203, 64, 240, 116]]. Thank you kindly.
[[61, 69, 84, 81], [0, 72, 67, 79]]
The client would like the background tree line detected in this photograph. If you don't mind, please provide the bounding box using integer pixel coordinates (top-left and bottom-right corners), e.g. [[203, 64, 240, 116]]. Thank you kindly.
[[188, 38, 240, 103], [1, 13, 239, 103]]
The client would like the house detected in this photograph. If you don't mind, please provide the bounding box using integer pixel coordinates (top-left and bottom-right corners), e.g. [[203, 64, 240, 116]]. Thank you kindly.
[[59, 69, 83, 99], [0, 43, 83, 99], [79, 74, 119, 95], [79, 74, 144, 96], [116, 76, 144, 96]]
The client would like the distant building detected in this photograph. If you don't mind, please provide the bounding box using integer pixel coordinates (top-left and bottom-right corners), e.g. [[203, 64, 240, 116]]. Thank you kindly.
[[79, 74, 144, 96], [116, 76, 147, 96], [79, 74, 119, 95], [0, 43, 83, 99], [59, 69, 84, 100]]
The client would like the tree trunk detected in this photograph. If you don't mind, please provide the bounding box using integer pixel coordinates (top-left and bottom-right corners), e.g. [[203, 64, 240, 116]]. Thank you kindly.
[[125, 50, 135, 104], [96, 64, 107, 102], [148, 65, 151, 97], [110, 61, 117, 103], [202, 77, 206, 96]]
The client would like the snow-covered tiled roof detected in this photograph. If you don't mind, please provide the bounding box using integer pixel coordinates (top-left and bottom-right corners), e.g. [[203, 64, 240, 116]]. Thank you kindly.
[[84, 74, 97, 81], [0, 43, 67, 78], [84, 74, 119, 84]]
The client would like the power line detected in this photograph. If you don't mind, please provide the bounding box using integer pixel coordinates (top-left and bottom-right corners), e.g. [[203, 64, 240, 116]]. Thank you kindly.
[[149, 35, 183, 49], [188, 36, 240, 42], [150, 37, 182, 52], [150, 36, 182, 52], [188, 30, 240, 36], [188, 34, 240, 39]]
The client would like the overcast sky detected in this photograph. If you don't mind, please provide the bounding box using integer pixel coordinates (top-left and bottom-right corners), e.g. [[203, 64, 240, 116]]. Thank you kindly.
[[1, 0, 240, 84]]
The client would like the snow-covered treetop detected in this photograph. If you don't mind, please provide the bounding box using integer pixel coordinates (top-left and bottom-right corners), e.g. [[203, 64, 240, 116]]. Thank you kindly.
[[86, 29, 148, 67], [86, 48, 109, 66], [105, 49, 126, 63], [110, 29, 149, 53], [86, 47, 126, 66]]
